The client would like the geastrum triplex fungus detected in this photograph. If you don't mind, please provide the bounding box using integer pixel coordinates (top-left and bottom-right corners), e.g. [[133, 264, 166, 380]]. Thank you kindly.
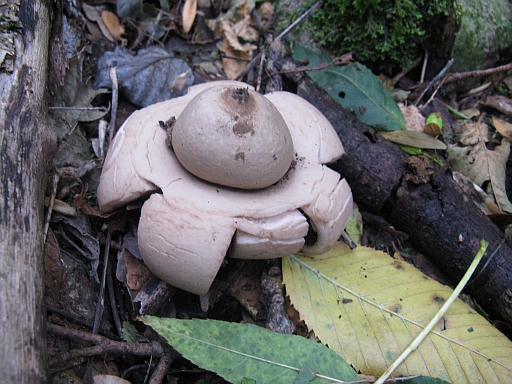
[[97, 80, 353, 295]]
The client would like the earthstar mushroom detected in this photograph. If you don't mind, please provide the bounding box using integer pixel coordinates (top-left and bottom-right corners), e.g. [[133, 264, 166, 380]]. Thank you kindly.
[[97, 80, 353, 295]]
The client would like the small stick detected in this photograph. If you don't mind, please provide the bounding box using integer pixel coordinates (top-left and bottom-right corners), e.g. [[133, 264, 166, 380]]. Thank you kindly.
[[238, 1, 323, 80], [47, 322, 160, 367], [43, 172, 59, 244], [420, 50, 428, 84], [420, 75, 447, 110], [92, 230, 111, 335], [108, 62, 119, 147], [148, 348, 174, 384], [275, 1, 323, 42], [256, 49, 266, 92], [273, 53, 352, 75], [391, 56, 422, 86], [414, 58, 454, 106], [442, 61, 512, 84], [107, 241, 124, 338]]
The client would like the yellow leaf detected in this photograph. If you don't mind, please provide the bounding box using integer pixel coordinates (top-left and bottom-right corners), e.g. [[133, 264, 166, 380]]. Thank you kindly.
[[283, 243, 512, 382]]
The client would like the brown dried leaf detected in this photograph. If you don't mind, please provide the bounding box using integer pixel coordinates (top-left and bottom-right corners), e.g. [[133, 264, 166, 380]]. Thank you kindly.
[[182, 0, 197, 33], [220, 19, 256, 52], [101, 10, 125, 41], [481, 95, 512, 117], [493, 117, 512, 142], [123, 250, 153, 291], [218, 39, 251, 80], [398, 103, 425, 132]]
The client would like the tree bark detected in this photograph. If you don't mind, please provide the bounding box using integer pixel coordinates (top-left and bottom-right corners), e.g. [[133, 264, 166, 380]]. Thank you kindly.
[[287, 70, 512, 324], [0, 1, 56, 382]]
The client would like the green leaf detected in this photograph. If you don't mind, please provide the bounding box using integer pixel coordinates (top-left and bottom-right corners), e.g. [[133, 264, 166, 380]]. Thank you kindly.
[[143, 316, 360, 383], [283, 243, 512, 383], [293, 46, 406, 131]]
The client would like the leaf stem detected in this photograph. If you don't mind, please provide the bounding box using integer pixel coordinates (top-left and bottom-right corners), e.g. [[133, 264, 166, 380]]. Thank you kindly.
[[374, 239, 488, 384]]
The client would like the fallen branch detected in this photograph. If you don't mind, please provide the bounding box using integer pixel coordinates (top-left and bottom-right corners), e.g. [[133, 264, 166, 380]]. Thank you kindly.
[[47, 322, 161, 367], [280, 61, 512, 324]]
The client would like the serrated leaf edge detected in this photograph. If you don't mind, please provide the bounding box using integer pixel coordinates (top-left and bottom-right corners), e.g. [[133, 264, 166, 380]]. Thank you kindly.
[[287, 254, 512, 372]]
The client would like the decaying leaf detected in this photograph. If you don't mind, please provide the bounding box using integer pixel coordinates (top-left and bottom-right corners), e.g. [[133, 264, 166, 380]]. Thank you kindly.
[[452, 171, 502, 215], [83, 4, 124, 43], [207, 0, 258, 79], [493, 117, 512, 142], [399, 103, 425, 132], [481, 95, 512, 117], [94, 46, 194, 107], [217, 39, 252, 80], [283, 243, 512, 382], [380, 131, 447, 150], [447, 120, 512, 213]]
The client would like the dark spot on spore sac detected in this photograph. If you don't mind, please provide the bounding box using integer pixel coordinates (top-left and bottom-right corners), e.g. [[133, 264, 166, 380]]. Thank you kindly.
[[235, 152, 245, 162], [232, 121, 254, 137]]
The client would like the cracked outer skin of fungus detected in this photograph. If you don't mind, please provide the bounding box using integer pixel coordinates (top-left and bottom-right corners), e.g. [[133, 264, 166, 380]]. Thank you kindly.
[[97, 81, 353, 295]]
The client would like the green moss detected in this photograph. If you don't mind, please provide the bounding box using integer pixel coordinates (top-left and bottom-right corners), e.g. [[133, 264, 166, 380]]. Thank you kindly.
[[303, 0, 459, 74]]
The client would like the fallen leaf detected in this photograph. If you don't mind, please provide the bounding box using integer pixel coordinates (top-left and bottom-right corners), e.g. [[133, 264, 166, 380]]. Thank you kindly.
[[293, 47, 406, 131], [493, 117, 512, 142], [182, 0, 197, 33], [452, 171, 502, 215], [101, 10, 125, 42], [283, 243, 512, 382], [447, 120, 512, 213], [399, 103, 425, 132], [218, 39, 251, 80], [94, 46, 194, 107], [380, 131, 447, 150], [143, 316, 361, 383], [481, 95, 512, 117]]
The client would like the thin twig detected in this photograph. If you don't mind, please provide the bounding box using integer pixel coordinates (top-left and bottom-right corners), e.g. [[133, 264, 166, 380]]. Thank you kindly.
[[391, 56, 422, 86], [272, 53, 352, 75], [414, 58, 454, 106], [107, 240, 124, 338], [420, 50, 428, 84], [420, 75, 447, 110], [148, 347, 174, 384], [92, 229, 111, 334], [43, 172, 59, 244], [275, 1, 323, 42], [375, 240, 488, 384], [238, 1, 323, 80], [442, 61, 512, 84], [256, 49, 267, 92], [108, 63, 119, 148], [47, 322, 160, 367]]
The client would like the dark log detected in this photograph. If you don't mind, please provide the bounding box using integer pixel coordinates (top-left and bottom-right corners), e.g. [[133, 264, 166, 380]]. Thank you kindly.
[[0, 0, 56, 382], [287, 69, 512, 324]]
